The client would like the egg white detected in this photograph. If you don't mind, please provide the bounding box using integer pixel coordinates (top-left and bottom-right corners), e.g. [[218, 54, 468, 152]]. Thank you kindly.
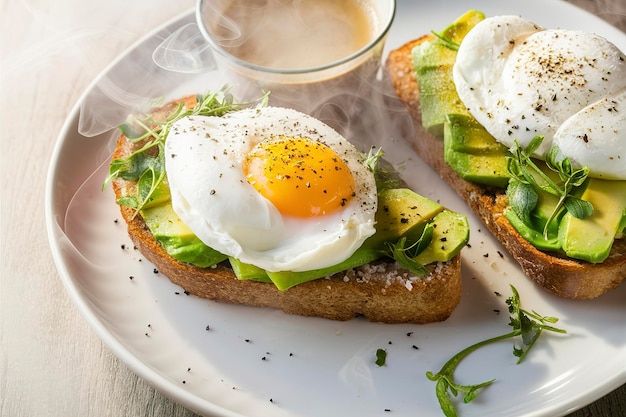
[[453, 15, 626, 178], [164, 107, 377, 272], [553, 88, 626, 179]]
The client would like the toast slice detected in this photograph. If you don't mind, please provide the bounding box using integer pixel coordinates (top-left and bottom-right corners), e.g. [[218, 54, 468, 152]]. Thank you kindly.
[[110, 96, 463, 324], [385, 37, 626, 299]]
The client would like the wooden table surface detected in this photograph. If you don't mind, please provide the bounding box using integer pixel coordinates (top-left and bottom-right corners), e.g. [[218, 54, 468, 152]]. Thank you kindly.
[[1, 0, 624, 416]]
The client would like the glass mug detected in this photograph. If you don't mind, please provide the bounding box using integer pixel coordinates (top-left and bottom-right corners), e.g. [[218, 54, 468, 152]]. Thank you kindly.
[[153, 0, 396, 142]]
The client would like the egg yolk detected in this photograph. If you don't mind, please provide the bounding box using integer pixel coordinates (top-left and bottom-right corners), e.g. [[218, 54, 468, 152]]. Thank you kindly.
[[244, 137, 356, 218]]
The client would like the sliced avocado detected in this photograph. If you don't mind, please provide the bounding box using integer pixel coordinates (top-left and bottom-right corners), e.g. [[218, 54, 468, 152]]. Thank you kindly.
[[140, 203, 227, 267], [444, 114, 509, 154], [265, 246, 384, 291], [444, 147, 510, 188], [558, 179, 626, 263], [413, 210, 470, 265], [438, 9, 486, 41], [140, 175, 172, 209], [443, 114, 510, 188], [229, 257, 271, 283], [618, 210, 626, 239], [413, 9, 485, 73], [504, 208, 561, 251], [412, 10, 485, 137], [412, 35, 455, 71], [369, 188, 444, 247], [414, 64, 469, 138]]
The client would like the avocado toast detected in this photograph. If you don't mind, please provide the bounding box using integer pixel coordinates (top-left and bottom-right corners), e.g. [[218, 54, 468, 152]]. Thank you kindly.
[[109, 93, 470, 323], [385, 10, 626, 299]]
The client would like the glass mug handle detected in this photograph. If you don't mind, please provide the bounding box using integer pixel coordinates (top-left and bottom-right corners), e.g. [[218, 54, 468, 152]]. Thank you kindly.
[[152, 23, 216, 73]]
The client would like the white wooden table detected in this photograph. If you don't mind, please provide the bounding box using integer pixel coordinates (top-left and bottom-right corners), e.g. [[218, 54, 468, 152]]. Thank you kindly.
[[1, 0, 624, 416]]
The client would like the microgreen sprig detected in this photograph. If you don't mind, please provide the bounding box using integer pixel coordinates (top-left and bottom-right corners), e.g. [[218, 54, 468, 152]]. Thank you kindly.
[[431, 30, 460, 51], [363, 146, 385, 171], [362, 146, 402, 192], [384, 225, 433, 276], [104, 87, 269, 216], [426, 285, 566, 417], [506, 136, 593, 239]]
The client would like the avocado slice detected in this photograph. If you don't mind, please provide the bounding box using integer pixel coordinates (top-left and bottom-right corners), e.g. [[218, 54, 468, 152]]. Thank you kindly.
[[140, 203, 227, 267], [414, 62, 468, 138], [413, 10, 485, 137], [444, 148, 510, 188], [229, 257, 271, 283], [558, 178, 626, 263], [444, 114, 510, 155], [413, 210, 470, 265], [370, 188, 444, 246], [264, 246, 384, 291], [443, 114, 511, 188], [139, 175, 172, 209], [504, 208, 561, 251]]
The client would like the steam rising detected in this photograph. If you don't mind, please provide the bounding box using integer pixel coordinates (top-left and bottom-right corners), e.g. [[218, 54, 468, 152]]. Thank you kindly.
[[152, 23, 216, 74], [78, 18, 221, 137], [77, 0, 411, 163]]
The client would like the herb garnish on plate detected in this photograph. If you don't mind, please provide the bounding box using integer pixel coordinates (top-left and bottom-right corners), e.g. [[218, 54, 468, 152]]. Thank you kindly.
[[426, 285, 566, 417]]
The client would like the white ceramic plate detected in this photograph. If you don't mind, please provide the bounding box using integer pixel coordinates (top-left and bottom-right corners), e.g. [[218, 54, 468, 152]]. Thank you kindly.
[[46, 1, 626, 416]]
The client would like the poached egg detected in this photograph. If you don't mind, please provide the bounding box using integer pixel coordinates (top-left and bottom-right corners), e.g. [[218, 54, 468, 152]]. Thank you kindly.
[[453, 15, 626, 179], [164, 107, 377, 272]]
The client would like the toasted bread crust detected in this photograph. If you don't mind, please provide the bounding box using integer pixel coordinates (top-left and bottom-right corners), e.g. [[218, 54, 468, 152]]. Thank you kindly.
[[111, 96, 462, 324], [385, 38, 626, 299]]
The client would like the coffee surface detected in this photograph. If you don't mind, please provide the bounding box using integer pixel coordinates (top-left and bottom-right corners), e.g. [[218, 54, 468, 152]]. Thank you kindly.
[[212, 0, 376, 69]]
